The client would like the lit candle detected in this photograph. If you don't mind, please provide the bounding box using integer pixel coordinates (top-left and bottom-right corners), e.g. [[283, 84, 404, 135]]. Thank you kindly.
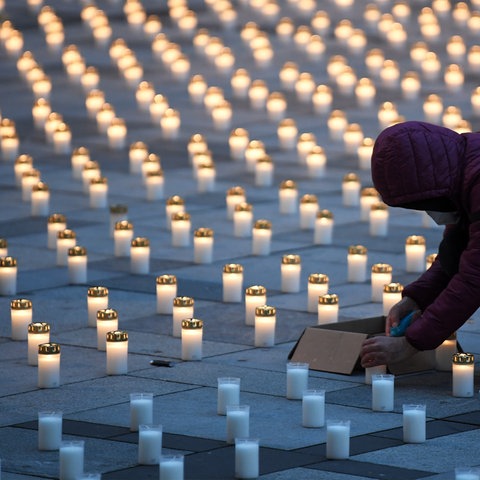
[[360, 187, 380, 220], [71, 147, 90, 180], [277, 118, 298, 150], [278, 180, 298, 214], [305, 146, 327, 178], [244, 285, 267, 326], [67, 246, 87, 284], [314, 210, 334, 245], [326, 420, 350, 459], [286, 362, 309, 400], [0, 256, 17, 295], [295, 72, 315, 103], [452, 353, 475, 397], [380, 60, 400, 89], [161, 108, 181, 139], [128, 141, 148, 174], [318, 294, 339, 324], [233, 203, 253, 238], [56, 229, 76, 266], [211, 100, 232, 131], [96, 103, 115, 134], [150, 94, 169, 124], [131, 237, 150, 274], [347, 245, 367, 283], [248, 79, 268, 110], [173, 296, 194, 337], [228, 128, 249, 161], [107, 118, 127, 150], [372, 374, 394, 411], [365, 365, 387, 385], [193, 228, 214, 264], [114, 221, 134, 257], [89, 177, 108, 209], [226, 405, 250, 444], [81, 66, 100, 92], [251, 219, 272, 256], [435, 334, 457, 371], [14, 154, 33, 186], [217, 377, 241, 415], [296, 133, 316, 164], [135, 81, 155, 111], [146, 170, 164, 201], [299, 194, 319, 230], [1, 133, 20, 161], [307, 274, 329, 313], [181, 318, 203, 361], [85, 89, 105, 118], [245, 139, 266, 172], [403, 404, 426, 443], [279, 61, 299, 91], [22, 168, 41, 202], [342, 173, 361, 207], [142, 153, 161, 184], [87, 286, 108, 328], [266, 91, 287, 122], [223, 264, 244, 303], [328, 110, 348, 141], [38, 342, 61, 388], [302, 389, 325, 428], [82, 160, 101, 194], [343, 123, 364, 155], [254, 305, 276, 347], [383, 283, 403, 316], [231, 68, 251, 99], [369, 202, 389, 237], [53, 122, 72, 154], [130, 393, 153, 432], [226, 186, 246, 219], [38, 411, 63, 451], [10, 298, 33, 340], [371, 264, 393, 303], [254, 155, 274, 187], [0, 238, 7, 257], [355, 78, 376, 108], [138, 424, 162, 465], [32, 98, 51, 130], [155, 275, 177, 315], [405, 235, 426, 273], [312, 84, 333, 115], [107, 205, 127, 239], [235, 438, 259, 479], [281, 254, 301, 293], [401, 72, 421, 101], [96, 308, 118, 351], [423, 94, 443, 124], [59, 440, 84, 480], [378, 101, 399, 130], [197, 161, 216, 192], [160, 455, 184, 480], [28, 322, 50, 366], [106, 330, 128, 375], [165, 195, 185, 230], [171, 212, 191, 247], [421, 51, 441, 82]]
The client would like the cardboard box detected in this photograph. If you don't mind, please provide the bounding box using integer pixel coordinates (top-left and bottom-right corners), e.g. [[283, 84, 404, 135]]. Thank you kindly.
[[288, 316, 436, 375]]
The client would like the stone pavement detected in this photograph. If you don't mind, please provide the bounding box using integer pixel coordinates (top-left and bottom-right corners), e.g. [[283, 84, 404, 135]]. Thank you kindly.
[[0, 0, 479, 478]]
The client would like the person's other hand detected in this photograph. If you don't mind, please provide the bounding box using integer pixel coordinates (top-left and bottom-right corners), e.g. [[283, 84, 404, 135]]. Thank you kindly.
[[385, 296, 420, 336], [360, 336, 418, 368]]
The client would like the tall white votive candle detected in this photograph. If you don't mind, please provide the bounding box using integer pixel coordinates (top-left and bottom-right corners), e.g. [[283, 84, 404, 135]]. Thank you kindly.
[[314, 210, 334, 245], [299, 195, 319, 229], [171, 213, 191, 247], [11, 298, 33, 340], [138, 424, 162, 465], [156, 275, 177, 315], [226, 186, 246, 219], [286, 362, 309, 400], [235, 438, 259, 479], [223, 264, 244, 302], [131, 237, 150, 274], [59, 440, 84, 480], [372, 374, 395, 411], [89, 178, 108, 209], [254, 305, 276, 347], [452, 353, 475, 397], [87, 286, 109, 328], [38, 411, 63, 451], [318, 294, 339, 324], [217, 377, 241, 415], [342, 173, 361, 207], [347, 245, 367, 282], [130, 393, 153, 432], [31, 182, 50, 216], [383, 283, 403, 316], [281, 254, 301, 293], [371, 264, 393, 303], [96, 309, 118, 351], [28, 322, 50, 365], [307, 274, 329, 313], [302, 389, 325, 428], [403, 404, 426, 443], [252, 220, 272, 256], [160, 454, 184, 480], [0, 256, 17, 296], [233, 203, 253, 237], [56, 230, 76, 266], [67, 246, 87, 284], [278, 180, 298, 214], [194, 228, 214, 263], [38, 342, 61, 389], [181, 318, 203, 360], [114, 221, 134, 257], [369, 203, 389, 236], [173, 297, 194, 337], [245, 285, 267, 326], [405, 235, 426, 273], [226, 405, 250, 444], [106, 330, 128, 375], [47, 214, 67, 249], [326, 420, 350, 459]]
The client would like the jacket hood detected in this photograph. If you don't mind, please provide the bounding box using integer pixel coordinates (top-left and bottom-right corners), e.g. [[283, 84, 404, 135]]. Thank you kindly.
[[371, 121, 466, 210]]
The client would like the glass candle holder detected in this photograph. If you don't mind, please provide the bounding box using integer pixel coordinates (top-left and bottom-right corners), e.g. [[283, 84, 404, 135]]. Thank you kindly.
[[156, 274, 177, 315], [130, 392, 153, 432], [347, 245, 368, 283], [383, 283, 404, 316], [254, 305, 276, 347], [217, 377, 241, 415], [326, 420, 350, 459], [171, 212, 191, 247], [234, 438, 258, 479], [226, 405, 250, 445], [38, 342, 61, 388], [279, 61, 299, 91], [11, 298, 33, 340], [371, 264, 393, 303], [68, 246, 87, 284], [286, 362, 309, 400], [130, 237, 150, 274], [193, 228, 214, 264], [314, 210, 334, 245], [318, 293, 339, 324], [299, 194, 319, 230], [59, 440, 84, 480], [181, 318, 203, 360], [328, 110, 348, 141], [223, 264, 243, 303], [96, 308, 118, 351], [372, 374, 395, 411], [452, 353, 475, 397], [405, 235, 426, 273], [302, 389, 325, 428], [38, 411, 63, 451], [106, 330, 128, 375], [160, 455, 184, 480], [173, 296, 194, 337], [81, 160, 101, 194], [28, 322, 50, 365], [403, 404, 426, 443], [307, 274, 329, 313], [281, 254, 301, 293], [138, 424, 162, 465]]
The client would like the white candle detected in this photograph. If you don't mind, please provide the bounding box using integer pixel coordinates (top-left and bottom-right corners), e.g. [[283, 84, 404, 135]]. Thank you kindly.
[[358, 139, 374, 170], [254, 156, 274, 187], [114, 221, 134, 257], [435, 335, 457, 371], [245, 140, 265, 172], [326, 420, 350, 459], [226, 405, 250, 444], [314, 210, 334, 245], [403, 404, 426, 443], [372, 374, 395, 411], [85, 89, 105, 118], [1, 134, 19, 161], [266, 92, 287, 121], [328, 110, 348, 141], [106, 330, 128, 375], [197, 162, 216, 192], [146, 170, 164, 201], [281, 254, 301, 293], [156, 275, 177, 315], [59, 440, 84, 480], [347, 245, 368, 283], [223, 264, 244, 303], [278, 180, 298, 214], [217, 377, 241, 415], [297, 133, 317, 164], [302, 389, 325, 428], [173, 297, 194, 337], [161, 108, 181, 139], [89, 178, 108, 209], [371, 264, 393, 303], [312, 84, 332, 114], [369, 203, 389, 236], [233, 203, 253, 237], [318, 294, 339, 324], [130, 393, 154, 432], [0, 256, 17, 295], [405, 235, 426, 273], [53, 123, 71, 154], [87, 286, 109, 328], [342, 173, 361, 207], [286, 362, 309, 400], [129, 141, 148, 174], [32, 98, 51, 129], [277, 118, 298, 150], [244, 285, 267, 326], [383, 283, 403, 316], [0, 238, 7, 257], [28, 322, 50, 366], [194, 228, 214, 263], [38, 342, 61, 389], [67, 246, 87, 284], [299, 195, 319, 230], [22, 169, 41, 202], [171, 213, 191, 247], [82, 161, 101, 194], [96, 309, 118, 351], [31, 182, 50, 217], [181, 318, 203, 361], [14, 154, 33, 186], [47, 214, 67, 249], [226, 186, 246, 219], [235, 438, 259, 479], [254, 305, 276, 347], [452, 353, 475, 397], [252, 220, 272, 256], [38, 411, 63, 451], [229, 128, 249, 161], [307, 274, 329, 313], [130, 237, 150, 274], [56, 229, 76, 266], [160, 455, 184, 480], [10, 298, 33, 340], [365, 365, 387, 385], [138, 424, 162, 465]]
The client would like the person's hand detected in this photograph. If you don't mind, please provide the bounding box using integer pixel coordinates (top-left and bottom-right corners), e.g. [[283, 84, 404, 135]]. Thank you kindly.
[[360, 336, 418, 368], [385, 296, 420, 336]]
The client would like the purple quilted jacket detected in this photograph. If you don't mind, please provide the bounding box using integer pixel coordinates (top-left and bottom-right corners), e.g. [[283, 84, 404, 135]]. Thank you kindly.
[[371, 121, 480, 350]]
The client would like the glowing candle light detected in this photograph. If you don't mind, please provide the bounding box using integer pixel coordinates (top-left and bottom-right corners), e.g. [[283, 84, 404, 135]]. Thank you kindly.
[[165, 195, 185, 230], [31, 182, 50, 217], [299, 194, 319, 230], [56, 229, 76, 266], [342, 173, 361, 207], [347, 245, 368, 283], [229, 128, 249, 161], [71, 147, 90, 180], [233, 202, 253, 237], [181, 318, 203, 361], [254, 155, 273, 187], [38, 343, 61, 389], [306, 34, 326, 61], [423, 94, 443, 124], [278, 180, 298, 214], [161, 108, 181, 139], [336, 66, 357, 96], [38, 411, 63, 451], [231, 68, 251, 99], [17, 51, 37, 78], [380, 59, 400, 89], [245, 285, 267, 326], [386, 22, 407, 49], [401, 71, 421, 101], [378, 101, 399, 130], [245, 140, 265, 172], [27, 322, 50, 365], [172, 296, 194, 337], [445, 64, 464, 92], [318, 293, 339, 324], [383, 282, 403, 316], [435, 334, 457, 371], [371, 263, 393, 303], [369, 202, 389, 237], [11, 298, 33, 340], [106, 330, 128, 375], [426, 253, 437, 270], [266, 92, 287, 122], [357, 138, 374, 171], [328, 110, 348, 141], [81, 66, 99, 92], [307, 274, 329, 313], [311, 10, 331, 35], [296, 133, 316, 164], [294, 25, 312, 49], [144, 14, 162, 39], [32, 75, 52, 101], [452, 353, 475, 397], [21, 168, 41, 202], [156, 275, 177, 315], [193, 228, 214, 264], [107, 118, 127, 150], [365, 48, 385, 76], [277, 118, 298, 150], [211, 101, 232, 131], [276, 17, 295, 42], [405, 235, 426, 273], [355, 78, 376, 108], [248, 79, 269, 110], [255, 305, 276, 347], [85, 89, 105, 118], [251, 219, 272, 256], [281, 254, 301, 293], [171, 212, 191, 247], [421, 51, 442, 81], [96, 103, 115, 134], [130, 237, 150, 274], [67, 246, 87, 284], [89, 177, 108, 209], [295, 72, 315, 103], [1, 133, 19, 162], [114, 220, 134, 257], [87, 286, 109, 328], [312, 84, 332, 115], [96, 308, 118, 351], [223, 264, 244, 302], [279, 61, 299, 91], [32, 98, 51, 130], [314, 210, 334, 245]]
